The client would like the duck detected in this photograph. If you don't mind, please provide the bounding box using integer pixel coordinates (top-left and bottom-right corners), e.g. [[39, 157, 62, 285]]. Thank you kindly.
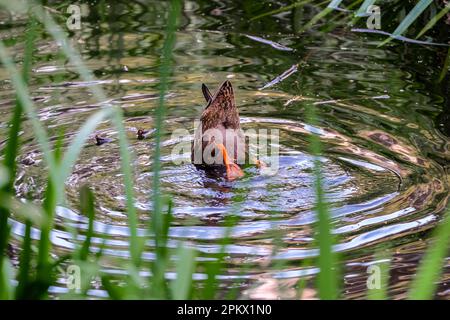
[[191, 80, 247, 181]]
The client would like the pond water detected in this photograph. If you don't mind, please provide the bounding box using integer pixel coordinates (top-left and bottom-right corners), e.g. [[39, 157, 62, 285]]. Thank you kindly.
[[1, 1, 449, 299]]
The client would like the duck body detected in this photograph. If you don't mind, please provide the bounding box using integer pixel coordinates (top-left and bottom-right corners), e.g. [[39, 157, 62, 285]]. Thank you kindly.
[[191, 80, 246, 180]]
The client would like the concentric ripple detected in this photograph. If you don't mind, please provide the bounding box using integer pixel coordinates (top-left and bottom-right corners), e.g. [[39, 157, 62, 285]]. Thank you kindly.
[[1, 3, 449, 299]]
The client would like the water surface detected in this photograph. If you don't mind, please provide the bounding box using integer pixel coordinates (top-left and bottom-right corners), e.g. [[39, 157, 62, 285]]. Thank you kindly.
[[1, 1, 449, 299]]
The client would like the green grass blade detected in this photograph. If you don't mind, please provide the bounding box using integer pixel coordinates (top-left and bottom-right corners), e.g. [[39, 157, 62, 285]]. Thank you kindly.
[[150, 0, 181, 298], [327, 0, 344, 9], [15, 220, 32, 299], [0, 42, 58, 185], [438, 47, 450, 83], [78, 186, 95, 261], [23, 2, 141, 267], [0, 13, 37, 298], [300, 7, 334, 32], [0, 167, 8, 188], [416, 3, 450, 39], [1, 15, 36, 189], [306, 103, 338, 300], [313, 151, 338, 300], [0, 2, 131, 208], [392, 0, 434, 34], [171, 245, 197, 300], [0, 258, 14, 299], [34, 181, 56, 299], [35, 133, 65, 299], [152, 0, 181, 239], [101, 275, 125, 299], [325, 0, 363, 29], [379, 0, 433, 46], [110, 109, 141, 267], [43, 4, 140, 267], [350, 0, 377, 25], [27, 3, 110, 205], [409, 207, 450, 300], [0, 1, 144, 274], [202, 215, 237, 299], [355, 0, 377, 16], [29, 4, 107, 103]]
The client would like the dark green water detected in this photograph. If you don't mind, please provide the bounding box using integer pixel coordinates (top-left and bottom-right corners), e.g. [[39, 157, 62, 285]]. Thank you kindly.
[[0, 1, 449, 299]]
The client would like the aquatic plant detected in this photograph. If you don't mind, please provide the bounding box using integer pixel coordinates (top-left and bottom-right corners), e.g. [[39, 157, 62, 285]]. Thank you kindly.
[[254, 0, 450, 41], [254, 0, 450, 76]]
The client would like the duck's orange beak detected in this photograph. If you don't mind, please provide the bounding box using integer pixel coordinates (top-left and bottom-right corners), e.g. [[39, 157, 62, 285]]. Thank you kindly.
[[215, 143, 244, 181]]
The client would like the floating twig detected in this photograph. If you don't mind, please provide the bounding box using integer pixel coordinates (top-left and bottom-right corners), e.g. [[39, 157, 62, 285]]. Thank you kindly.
[[284, 95, 311, 106], [244, 35, 294, 52], [260, 64, 298, 90], [313, 94, 390, 106]]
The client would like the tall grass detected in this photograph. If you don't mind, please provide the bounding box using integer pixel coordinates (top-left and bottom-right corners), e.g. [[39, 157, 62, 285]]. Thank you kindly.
[[150, 0, 182, 299], [409, 207, 450, 299], [306, 103, 339, 300], [0, 0, 449, 301], [253, 1, 450, 78], [0, 12, 37, 299], [379, 0, 435, 46], [0, 0, 169, 299], [255, 0, 450, 43]]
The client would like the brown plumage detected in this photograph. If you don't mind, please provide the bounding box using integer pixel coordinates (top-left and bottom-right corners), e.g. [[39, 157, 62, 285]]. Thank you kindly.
[[191, 80, 246, 180]]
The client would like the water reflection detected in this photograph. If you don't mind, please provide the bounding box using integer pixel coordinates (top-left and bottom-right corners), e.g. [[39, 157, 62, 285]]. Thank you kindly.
[[1, 0, 449, 299]]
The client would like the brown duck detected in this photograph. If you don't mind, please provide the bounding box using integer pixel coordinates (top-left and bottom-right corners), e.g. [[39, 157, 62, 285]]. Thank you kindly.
[[191, 80, 247, 181]]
